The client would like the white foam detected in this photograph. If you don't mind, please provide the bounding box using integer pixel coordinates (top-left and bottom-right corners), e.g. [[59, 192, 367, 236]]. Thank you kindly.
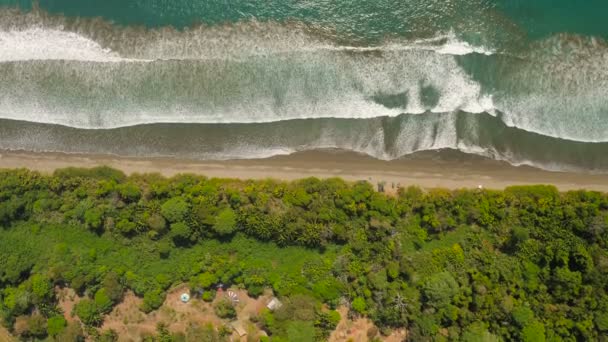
[[0, 28, 149, 62], [490, 34, 608, 143], [434, 38, 495, 56], [0, 22, 494, 64], [408, 30, 495, 56], [3, 23, 606, 147], [0, 39, 495, 129]]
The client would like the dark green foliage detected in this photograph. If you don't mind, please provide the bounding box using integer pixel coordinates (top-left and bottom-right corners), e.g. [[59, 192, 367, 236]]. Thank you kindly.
[[102, 272, 124, 302], [142, 288, 165, 313], [192, 272, 217, 289], [315, 310, 341, 339], [30, 274, 53, 303], [26, 313, 47, 337], [54, 322, 84, 341], [522, 321, 546, 342], [117, 182, 141, 202], [115, 219, 137, 235], [161, 197, 189, 223], [53, 166, 126, 182], [351, 297, 367, 314], [46, 315, 66, 336], [170, 221, 192, 245], [84, 207, 104, 231], [94, 288, 113, 313], [213, 208, 237, 235], [1, 168, 608, 341], [422, 272, 459, 309], [98, 329, 119, 342], [146, 213, 167, 233], [214, 298, 236, 319], [73, 299, 102, 326]]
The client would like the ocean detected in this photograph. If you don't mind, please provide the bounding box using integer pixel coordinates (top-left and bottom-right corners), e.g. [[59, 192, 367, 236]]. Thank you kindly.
[[0, 1, 607, 171]]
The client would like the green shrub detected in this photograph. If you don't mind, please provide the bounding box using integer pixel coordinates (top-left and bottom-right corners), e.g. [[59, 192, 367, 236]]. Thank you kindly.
[[46, 315, 67, 336], [161, 197, 189, 223], [73, 299, 102, 326], [213, 208, 237, 235], [214, 298, 236, 319], [141, 288, 165, 313]]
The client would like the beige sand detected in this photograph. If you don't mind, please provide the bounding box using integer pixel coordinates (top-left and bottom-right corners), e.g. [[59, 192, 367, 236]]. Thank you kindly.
[[1, 149, 607, 191]]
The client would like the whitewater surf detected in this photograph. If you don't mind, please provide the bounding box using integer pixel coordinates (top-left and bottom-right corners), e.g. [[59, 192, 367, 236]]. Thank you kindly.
[[0, 1, 606, 172]]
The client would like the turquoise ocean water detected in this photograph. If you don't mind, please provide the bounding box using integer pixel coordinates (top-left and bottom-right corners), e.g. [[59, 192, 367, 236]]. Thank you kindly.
[[0, 1, 607, 171]]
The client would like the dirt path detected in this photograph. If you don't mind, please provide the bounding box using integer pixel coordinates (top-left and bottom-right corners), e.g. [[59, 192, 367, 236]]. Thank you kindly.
[[329, 306, 406, 342], [0, 325, 15, 342]]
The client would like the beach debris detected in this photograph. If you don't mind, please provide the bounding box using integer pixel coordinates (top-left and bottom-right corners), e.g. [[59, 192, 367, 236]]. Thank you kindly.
[[180, 293, 190, 303], [478, 184, 483, 190], [267, 297, 283, 311], [377, 181, 385, 193]]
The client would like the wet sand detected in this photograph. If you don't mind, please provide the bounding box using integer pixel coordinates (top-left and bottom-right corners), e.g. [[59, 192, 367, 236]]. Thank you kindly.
[[1, 149, 607, 192]]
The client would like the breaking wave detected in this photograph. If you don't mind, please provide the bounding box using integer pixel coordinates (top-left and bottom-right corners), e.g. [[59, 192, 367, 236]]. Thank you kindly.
[[0, 5, 607, 171]]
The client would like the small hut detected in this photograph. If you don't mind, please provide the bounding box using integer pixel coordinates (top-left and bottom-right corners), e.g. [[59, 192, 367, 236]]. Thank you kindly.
[[266, 297, 283, 311], [230, 321, 247, 337]]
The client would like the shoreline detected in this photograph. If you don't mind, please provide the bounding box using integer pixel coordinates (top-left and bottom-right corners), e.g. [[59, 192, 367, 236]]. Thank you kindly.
[[1, 149, 608, 192]]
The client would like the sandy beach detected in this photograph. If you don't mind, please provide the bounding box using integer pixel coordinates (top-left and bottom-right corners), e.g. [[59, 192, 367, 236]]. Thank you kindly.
[[1, 149, 607, 192]]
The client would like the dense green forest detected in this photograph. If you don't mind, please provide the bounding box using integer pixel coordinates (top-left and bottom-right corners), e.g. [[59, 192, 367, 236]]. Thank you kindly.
[[1, 167, 608, 341]]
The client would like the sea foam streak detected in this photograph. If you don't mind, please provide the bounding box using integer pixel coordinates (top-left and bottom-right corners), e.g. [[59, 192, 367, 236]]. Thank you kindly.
[[0, 25, 493, 63], [0, 28, 148, 62]]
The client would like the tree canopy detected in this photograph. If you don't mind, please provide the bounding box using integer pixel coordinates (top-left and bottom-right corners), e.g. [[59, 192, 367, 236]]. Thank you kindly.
[[0, 167, 608, 341]]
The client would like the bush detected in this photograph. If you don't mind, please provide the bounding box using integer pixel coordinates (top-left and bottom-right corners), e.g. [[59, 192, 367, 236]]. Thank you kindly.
[[194, 272, 218, 289], [170, 222, 192, 243], [147, 214, 167, 233], [117, 182, 141, 202], [142, 288, 165, 313], [84, 208, 104, 231], [522, 321, 546, 342], [161, 197, 190, 223], [30, 274, 53, 303], [116, 219, 137, 235], [98, 329, 119, 342], [73, 299, 102, 326], [54, 166, 125, 182], [102, 272, 124, 302], [26, 314, 47, 337], [213, 208, 237, 236], [202, 291, 215, 302], [214, 298, 236, 319], [422, 272, 459, 309], [351, 297, 366, 315], [47, 315, 67, 337], [94, 288, 114, 314]]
